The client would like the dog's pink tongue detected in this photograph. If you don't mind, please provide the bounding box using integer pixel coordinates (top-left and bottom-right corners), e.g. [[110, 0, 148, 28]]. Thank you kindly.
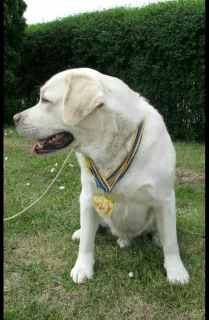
[[31, 139, 46, 156], [31, 142, 38, 156]]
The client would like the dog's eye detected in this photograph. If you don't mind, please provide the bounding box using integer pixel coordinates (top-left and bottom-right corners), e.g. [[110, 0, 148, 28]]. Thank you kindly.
[[42, 98, 50, 103]]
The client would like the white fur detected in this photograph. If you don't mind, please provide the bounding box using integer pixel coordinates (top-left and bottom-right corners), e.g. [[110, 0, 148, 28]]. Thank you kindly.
[[14, 68, 189, 284]]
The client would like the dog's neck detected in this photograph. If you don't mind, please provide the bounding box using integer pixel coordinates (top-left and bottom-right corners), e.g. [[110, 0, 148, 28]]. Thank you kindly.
[[74, 112, 142, 176]]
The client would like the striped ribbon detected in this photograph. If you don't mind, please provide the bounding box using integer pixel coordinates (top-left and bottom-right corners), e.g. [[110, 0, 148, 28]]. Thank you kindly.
[[84, 120, 145, 193]]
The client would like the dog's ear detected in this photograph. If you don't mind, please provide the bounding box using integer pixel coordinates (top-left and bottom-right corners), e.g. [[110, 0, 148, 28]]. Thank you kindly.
[[62, 74, 105, 125]]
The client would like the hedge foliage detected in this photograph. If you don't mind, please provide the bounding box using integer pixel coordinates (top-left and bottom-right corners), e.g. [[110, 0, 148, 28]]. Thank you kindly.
[[9, 0, 205, 141], [4, 0, 27, 122]]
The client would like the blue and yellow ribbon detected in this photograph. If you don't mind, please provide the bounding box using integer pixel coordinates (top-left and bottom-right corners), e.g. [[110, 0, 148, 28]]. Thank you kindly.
[[84, 120, 145, 193]]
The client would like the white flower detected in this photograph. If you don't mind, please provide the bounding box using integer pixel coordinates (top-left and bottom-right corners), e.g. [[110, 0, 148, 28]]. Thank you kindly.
[[4, 157, 8, 161], [55, 163, 58, 167], [51, 168, 55, 173], [25, 183, 30, 186], [128, 272, 133, 278], [69, 164, 74, 167], [10, 131, 13, 133], [5, 133, 7, 136], [59, 186, 65, 190]]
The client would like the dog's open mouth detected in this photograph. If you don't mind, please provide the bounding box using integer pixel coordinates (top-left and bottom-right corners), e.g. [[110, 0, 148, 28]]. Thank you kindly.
[[31, 132, 74, 155]]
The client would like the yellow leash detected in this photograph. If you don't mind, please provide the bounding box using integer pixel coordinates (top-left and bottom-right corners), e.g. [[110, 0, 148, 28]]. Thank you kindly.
[[4, 149, 74, 222]]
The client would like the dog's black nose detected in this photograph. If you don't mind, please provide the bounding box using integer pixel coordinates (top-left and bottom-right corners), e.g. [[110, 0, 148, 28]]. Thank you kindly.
[[13, 113, 21, 124]]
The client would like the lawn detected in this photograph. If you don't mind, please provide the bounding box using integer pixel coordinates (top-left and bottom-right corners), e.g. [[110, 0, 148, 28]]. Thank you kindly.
[[4, 127, 205, 320]]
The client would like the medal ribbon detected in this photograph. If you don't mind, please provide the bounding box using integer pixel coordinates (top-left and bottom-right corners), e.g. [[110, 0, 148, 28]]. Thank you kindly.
[[84, 120, 145, 193]]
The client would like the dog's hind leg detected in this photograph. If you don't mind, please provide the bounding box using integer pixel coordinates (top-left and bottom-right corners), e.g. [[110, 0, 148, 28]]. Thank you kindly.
[[144, 218, 162, 247], [99, 219, 109, 229], [72, 219, 109, 241], [117, 237, 132, 248], [72, 229, 81, 241]]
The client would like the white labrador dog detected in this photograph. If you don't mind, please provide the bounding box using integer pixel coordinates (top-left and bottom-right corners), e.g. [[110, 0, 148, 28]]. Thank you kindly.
[[13, 68, 189, 284]]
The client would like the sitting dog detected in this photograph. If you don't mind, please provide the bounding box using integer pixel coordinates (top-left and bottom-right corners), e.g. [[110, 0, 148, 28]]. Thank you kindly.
[[13, 68, 189, 284]]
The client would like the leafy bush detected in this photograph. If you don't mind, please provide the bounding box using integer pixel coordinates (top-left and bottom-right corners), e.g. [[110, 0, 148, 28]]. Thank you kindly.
[[4, 0, 27, 123], [8, 0, 205, 141]]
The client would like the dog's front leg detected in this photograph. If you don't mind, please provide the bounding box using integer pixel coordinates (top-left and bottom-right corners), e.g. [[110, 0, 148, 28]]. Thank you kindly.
[[70, 189, 100, 284], [153, 189, 189, 284]]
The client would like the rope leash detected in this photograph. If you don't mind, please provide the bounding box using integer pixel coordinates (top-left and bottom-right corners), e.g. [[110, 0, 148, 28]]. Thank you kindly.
[[4, 149, 74, 222]]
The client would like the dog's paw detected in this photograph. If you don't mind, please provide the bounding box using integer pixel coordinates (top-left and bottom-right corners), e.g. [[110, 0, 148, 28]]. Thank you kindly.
[[165, 259, 189, 284], [70, 253, 94, 284], [72, 229, 81, 241], [152, 232, 162, 247], [167, 267, 189, 284], [117, 237, 131, 248]]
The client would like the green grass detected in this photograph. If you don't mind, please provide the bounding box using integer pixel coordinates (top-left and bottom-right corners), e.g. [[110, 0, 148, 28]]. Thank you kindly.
[[4, 127, 205, 320], [175, 142, 205, 172]]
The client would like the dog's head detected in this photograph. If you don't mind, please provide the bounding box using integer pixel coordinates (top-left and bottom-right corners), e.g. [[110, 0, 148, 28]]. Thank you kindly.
[[13, 68, 139, 156]]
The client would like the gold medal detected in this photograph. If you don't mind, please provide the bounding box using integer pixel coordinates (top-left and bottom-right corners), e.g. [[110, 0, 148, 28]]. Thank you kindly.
[[92, 194, 114, 219]]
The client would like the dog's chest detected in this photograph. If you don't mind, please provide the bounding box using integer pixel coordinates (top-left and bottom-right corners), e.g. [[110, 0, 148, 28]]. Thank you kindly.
[[105, 195, 153, 234]]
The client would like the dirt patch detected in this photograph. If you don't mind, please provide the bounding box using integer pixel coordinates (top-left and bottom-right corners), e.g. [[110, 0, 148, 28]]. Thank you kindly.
[[108, 296, 151, 320], [38, 284, 85, 304], [176, 169, 205, 185], [106, 295, 205, 320]]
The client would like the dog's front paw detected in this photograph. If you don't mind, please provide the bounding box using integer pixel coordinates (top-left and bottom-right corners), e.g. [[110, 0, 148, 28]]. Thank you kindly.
[[166, 266, 189, 284], [70, 253, 94, 284], [165, 258, 189, 284]]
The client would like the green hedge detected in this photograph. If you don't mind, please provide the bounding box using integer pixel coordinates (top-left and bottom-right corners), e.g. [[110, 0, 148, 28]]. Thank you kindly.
[[11, 0, 205, 141], [4, 0, 27, 123]]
